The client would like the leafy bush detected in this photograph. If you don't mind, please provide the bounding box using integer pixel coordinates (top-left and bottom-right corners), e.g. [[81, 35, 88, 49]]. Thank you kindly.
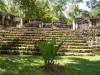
[[38, 38, 64, 65]]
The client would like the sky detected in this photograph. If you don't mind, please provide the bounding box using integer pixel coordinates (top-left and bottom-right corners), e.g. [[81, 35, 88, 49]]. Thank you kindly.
[[63, 0, 90, 17], [78, 0, 90, 11]]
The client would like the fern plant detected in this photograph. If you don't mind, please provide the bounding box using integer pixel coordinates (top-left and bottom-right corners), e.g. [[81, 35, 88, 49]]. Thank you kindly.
[[38, 38, 64, 65]]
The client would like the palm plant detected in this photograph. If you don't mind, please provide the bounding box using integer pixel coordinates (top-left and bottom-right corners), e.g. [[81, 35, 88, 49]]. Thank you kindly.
[[38, 38, 64, 65]]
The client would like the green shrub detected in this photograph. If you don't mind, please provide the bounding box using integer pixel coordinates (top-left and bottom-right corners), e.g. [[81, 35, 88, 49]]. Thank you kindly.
[[38, 38, 64, 65]]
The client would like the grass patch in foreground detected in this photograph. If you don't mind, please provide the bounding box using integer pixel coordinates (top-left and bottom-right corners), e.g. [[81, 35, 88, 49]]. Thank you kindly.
[[0, 55, 100, 75]]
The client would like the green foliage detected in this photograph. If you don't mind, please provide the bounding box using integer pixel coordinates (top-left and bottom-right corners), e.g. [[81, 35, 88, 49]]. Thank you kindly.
[[52, 0, 67, 22], [80, 10, 90, 17], [66, 18, 72, 25], [38, 38, 64, 65], [0, 0, 7, 12], [92, 9, 100, 18], [86, 0, 100, 16], [7, 2, 21, 16], [14, 0, 56, 23]]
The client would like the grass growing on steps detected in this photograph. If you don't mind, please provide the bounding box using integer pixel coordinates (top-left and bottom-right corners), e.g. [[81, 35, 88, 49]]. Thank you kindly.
[[0, 56, 100, 75]]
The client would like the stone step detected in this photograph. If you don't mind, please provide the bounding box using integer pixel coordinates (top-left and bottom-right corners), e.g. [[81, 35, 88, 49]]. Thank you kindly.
[[0, 41, 87, 45], [65, 40, 86, 43], [0, 50, 40, 55], [0, 50, 94, 56], [0, 43, 34, 46], [62, 46, 91, 49], [65, 43, 88, 46], [1, 37, 86, 42], [60, 49, 92, 53]]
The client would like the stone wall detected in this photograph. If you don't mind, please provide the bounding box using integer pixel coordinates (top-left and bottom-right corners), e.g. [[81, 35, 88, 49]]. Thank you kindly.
[[24, 20, 72, 29], [4, 14, 23, 28], [0, 14, 23, 28], [43, 23, 52, 28]]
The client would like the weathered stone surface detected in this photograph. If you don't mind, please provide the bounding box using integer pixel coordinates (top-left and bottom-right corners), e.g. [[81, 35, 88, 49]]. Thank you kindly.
[[13, 16, 23, 28], [4, 14, 14, 26], [0, 14, 2, 25], [53, 21, 72, 28], [43, 23, 52, 28], [4, 14, 23, 28], [24, 19, 43, 28]]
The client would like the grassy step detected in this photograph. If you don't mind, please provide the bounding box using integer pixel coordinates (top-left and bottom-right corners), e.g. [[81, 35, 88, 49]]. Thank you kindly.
[[57, 52, 94, 56]]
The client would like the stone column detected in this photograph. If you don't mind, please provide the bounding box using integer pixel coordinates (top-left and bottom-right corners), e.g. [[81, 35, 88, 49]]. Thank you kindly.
[[16, 17, 23, 28], [88, 19, 92, 27], [73, 19, 76, 30]]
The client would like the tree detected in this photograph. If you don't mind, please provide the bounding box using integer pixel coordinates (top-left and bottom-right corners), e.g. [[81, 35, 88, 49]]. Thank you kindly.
[[52, 0, 67, 22], [7, 2, 21, 16], [86, 0, 100, 10], [14, 0, 56, 23], [0, 0, 8, 24], [0, 0, 22, 24], [66, 0, 83, 24], [0, 0, 7, 12], [86, 0, 100, 17], [67, 4, 82, 24]]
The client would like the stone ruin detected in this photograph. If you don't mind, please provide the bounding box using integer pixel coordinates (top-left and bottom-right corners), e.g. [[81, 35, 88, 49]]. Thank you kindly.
[[24, 19, 72, 29], [43, 23, 52, 28], [24, 19, 43, 28], [73, 17, 100, 30], [43, 21, 72, 29], [0, 14, 23, 28], [53, 21, 72, 29]]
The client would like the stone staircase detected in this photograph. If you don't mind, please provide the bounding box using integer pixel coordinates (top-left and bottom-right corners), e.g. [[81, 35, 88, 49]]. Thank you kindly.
[[0, 27, 94, 56]]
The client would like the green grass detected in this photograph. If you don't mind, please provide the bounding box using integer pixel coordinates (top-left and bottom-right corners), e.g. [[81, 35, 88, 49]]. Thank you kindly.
[[0, 55, 100, 75]]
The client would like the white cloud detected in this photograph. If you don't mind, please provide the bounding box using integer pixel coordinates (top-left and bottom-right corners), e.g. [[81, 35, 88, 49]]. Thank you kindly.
[[78, 0, 90, 11]]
